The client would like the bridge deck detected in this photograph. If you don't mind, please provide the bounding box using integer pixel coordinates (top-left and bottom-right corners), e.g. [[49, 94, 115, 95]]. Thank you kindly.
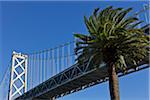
[[15, 57, 149, 100], [15, 25, 149, 100]]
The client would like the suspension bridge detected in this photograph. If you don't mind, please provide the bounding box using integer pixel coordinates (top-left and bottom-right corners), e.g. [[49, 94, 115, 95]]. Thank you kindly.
[[0, 4, 149, 100]]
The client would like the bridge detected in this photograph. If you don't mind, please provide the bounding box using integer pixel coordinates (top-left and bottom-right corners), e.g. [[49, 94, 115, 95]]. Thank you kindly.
[[15, 54, 149, 100], [14, 41, 150, 100], [4, 38, 150, 100], [0, 5, 149, 100]]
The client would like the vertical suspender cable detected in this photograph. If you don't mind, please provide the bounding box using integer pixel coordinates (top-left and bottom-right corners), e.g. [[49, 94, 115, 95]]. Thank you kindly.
[[33, 53, 35, 87], [49, 50, 51, 77], [38, 53, 41, 84], [52, 50, 54, 76], [32, 54, 33, 88], [74, 37, 77, 63], [45, 51, 47, 80], [31, 55, 33, 88], [41, 52, 43, 82], [67, 43, 70, 68], [54, 49, 56, 75], [54, 49, 56, 74], [47, 50, 50, 78], [40, 52, 42, 83], [34, 53, 36, 87], [44, 52, 46, 81], [27, 55, 30, 90], [36, 53, 38, 86], [51, 50, 53, 76], [30, 55, 32, 89], [55, 49, 57, 74], [43, 51, 45, 81], [33, 54, 34, 87], [66, 44, 68, 68], [46, 51, 48, 80], [53, 49, 55, 75], [62, 46, 64, 71], [43, 52, 45, 81], [70, 43, 72, 66], [57, 47, 59, 73]]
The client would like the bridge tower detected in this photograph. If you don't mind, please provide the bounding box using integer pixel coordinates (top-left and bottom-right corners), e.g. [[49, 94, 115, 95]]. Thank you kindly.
[[9, 51, 28, 100]]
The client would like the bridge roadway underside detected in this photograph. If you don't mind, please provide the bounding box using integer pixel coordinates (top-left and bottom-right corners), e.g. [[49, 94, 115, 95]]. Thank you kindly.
[[16, 58, 149, 100]]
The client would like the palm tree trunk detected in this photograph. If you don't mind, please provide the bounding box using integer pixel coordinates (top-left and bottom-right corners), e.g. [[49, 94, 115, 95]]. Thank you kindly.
[[108, 63, 120, 100]]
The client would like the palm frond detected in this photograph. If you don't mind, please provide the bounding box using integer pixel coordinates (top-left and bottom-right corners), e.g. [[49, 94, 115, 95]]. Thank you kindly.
[[74, 6, 149, 72]]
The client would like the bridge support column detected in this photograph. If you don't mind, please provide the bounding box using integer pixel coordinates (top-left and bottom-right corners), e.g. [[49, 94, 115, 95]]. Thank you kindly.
[[8, 51, 28, 100]]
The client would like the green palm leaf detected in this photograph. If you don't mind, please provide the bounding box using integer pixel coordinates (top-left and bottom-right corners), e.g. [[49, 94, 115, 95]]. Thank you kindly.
[[74, 6, 149, 73]]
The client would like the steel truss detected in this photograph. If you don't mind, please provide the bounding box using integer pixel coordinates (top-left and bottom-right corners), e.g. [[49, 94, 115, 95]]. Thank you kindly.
[[15, 57, 149, 100], [15, 25, 149, 100]]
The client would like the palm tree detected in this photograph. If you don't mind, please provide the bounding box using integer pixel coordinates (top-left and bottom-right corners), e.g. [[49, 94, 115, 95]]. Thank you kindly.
[[74, 6, 149, 100]]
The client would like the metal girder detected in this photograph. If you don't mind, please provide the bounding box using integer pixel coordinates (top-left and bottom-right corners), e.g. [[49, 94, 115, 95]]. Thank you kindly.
[[15, 55, 149, 100], [9, 51, 28, 100], [15, 59, 90, 99]]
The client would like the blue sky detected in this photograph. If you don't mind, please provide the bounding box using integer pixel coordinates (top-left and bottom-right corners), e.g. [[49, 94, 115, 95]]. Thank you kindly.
[[0, 1, 149, 100]]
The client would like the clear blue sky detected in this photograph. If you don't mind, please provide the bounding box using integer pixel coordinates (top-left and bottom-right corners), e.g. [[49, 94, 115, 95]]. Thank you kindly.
[[0, 1, 149, 100]]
